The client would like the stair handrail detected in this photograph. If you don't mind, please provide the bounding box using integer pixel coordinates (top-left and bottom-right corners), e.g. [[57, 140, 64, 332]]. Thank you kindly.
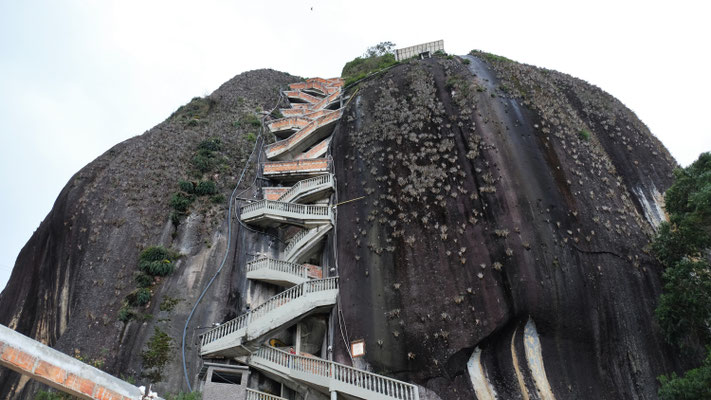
[[283, 228, 312, 255], [265, 109, 343, 155], [262, 157, 331, 173], [268, 116, 311, 132], [277, 174, 333, 203], [284, 90, 321, 104], [199, 277, 338, 347], [241, 199, 330, 218], [252, 346, 419, 400], [247, 257, 309, 279]]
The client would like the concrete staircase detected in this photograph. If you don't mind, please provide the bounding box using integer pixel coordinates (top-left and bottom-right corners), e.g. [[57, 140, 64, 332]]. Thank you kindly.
[[246, 257, 321, 287], [262, 158, 331, 182], [262, 174, 334, 204], [278, 174, 334, 203], [199, 278, 338, 358], [240, 200, 332, 228], [200, 77, 419, 400], [265, 109, 343, 160], [249, 347, 419, 400], [284, 224, 332, 264]]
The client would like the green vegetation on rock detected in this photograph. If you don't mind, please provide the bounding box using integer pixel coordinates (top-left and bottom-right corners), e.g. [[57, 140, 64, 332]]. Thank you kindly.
[[141, 327, 174, 382], [139, 246, 180, 277], [659, 349, 711, 400], [171, 97, 214, 126], [171, 137, 227, 227], [118, 246, 180, 322], [652, 152, 711, 399], [159, 296, 182, 312], [578, 129, 591, 141], [342, 42, 398, 87], [469, 49, 512, 63]]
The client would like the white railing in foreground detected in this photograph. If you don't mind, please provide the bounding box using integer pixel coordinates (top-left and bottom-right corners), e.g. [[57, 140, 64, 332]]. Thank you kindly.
[[199, 277, 338, 347], [278, 174, 333, 203], [253, 346, 419, 400], [199, 312, 250, 347], [247, 257, 308, 279], [246, 388, 287, 400], [241, 200, 330, 218]]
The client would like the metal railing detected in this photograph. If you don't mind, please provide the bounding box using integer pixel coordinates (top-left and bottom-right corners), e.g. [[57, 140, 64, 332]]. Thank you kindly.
[[277, 174, 333, 203], [253, 346, 419, 400], [247, 257, 309, 279], [199, 277, 338, 348], [245, 388, 287, 400], [241, 200, 330, 218]]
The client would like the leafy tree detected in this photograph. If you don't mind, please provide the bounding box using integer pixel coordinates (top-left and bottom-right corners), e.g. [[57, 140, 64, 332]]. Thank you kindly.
[[658, 348, 711, 400], [652, 152, 711, 399], [363, 41, 396, 58], [655, 259, 711, 346], [142, 327, 174, 382]]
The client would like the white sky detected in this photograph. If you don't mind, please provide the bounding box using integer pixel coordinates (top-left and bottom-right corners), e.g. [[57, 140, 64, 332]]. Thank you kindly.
[[1, 0, 709, 290]]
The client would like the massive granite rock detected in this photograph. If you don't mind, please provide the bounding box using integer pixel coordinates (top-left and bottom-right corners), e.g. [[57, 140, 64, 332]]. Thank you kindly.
[[331, 54, 686, 399], [0, 52, 689, 400]]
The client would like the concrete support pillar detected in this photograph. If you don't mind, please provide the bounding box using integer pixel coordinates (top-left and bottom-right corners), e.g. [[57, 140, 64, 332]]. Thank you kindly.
[[330, 390, 338, 400], [295, 322, 302, 355]]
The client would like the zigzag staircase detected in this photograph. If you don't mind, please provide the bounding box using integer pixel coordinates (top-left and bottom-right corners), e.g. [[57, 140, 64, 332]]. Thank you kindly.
[[199, 78, 419, 400]]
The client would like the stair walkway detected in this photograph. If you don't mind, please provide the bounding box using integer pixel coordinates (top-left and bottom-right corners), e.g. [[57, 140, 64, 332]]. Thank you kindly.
[[295, 136, 331, 160], [215, 77, 419, 400], [246, 257, 311, 287], [284, 224, 332, 264], [199, 278, 339, 358], [262, 173, 334, 203], [277, 174, 334, 203], [262, 158, 331, 181], [265, 109, 343, 160], [240, 200, 332, 228], [250, 346, 419, 400]]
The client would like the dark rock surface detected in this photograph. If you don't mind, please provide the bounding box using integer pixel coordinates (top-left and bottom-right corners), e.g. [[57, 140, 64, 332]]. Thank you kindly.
[[0, 53, 690, 400], [0, 69, 298, 398], [332, 54, 686, 399]]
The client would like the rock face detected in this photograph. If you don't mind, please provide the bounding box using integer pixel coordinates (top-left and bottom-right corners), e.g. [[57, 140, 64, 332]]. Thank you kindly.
[[331, 54, 685, 399], [0, 69, 298, 398], [0, 54, 689, 400]]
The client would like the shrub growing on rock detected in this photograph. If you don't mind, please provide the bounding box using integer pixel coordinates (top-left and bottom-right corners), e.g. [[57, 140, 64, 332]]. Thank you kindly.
[[194, 180, 217, 196], [170, 192, 194, 213], [139, 246, 180, 277], [141, 327, 174, 382]]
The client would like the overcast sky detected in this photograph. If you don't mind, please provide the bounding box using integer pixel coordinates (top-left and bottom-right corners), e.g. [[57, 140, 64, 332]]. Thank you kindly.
[[0, 0, 709, 290]]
